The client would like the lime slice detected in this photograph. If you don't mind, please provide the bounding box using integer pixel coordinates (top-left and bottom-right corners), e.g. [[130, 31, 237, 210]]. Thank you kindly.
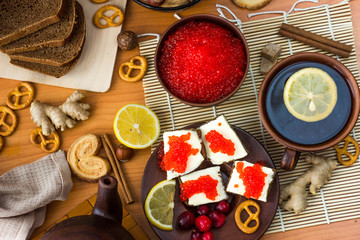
[[144, 179, 176, 231], [283, 67, 337, 122], [113, 104, 160, 149]]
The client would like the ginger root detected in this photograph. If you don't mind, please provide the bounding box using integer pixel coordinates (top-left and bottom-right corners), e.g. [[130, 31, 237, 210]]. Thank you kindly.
[[279, 154, 337, 214], [30, 91, 90, 136]]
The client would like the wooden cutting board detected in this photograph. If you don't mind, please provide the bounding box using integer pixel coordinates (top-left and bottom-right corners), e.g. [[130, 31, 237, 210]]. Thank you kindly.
[[0, 0, 127, 93]]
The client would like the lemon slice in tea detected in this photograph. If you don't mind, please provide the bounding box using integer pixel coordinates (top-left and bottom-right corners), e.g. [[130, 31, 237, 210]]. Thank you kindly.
[[283, 67, 337, 122], [145, 179, 176, 231], [113, 104, 160, 149]]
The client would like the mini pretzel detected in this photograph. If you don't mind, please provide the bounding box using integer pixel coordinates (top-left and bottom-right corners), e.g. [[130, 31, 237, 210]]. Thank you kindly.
[[0, 106, 17, 137], [119, 56, 148, 82], [6, 82, 35, 110], [91, 0, 109, 3], [30, 127, 60, 153], [93, 5, 124, 29], [334, 135, 359, 166], [0, 136, 3, 152], [235, 199, 260, 234]]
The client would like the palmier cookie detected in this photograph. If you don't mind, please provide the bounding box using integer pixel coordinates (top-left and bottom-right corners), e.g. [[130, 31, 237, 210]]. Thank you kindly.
[[232, 0, 271, 10], [67, 134, 111, 182]]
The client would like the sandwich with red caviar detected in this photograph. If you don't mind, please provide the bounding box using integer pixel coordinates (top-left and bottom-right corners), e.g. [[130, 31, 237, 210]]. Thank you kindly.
[[179, 166, 228, 206], [160, 130, 205, 180], [200, 115, 247, 165], [226, 160, 275, 202]]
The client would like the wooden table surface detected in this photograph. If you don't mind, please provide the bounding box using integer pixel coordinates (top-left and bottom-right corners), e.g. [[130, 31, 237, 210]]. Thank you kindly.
[[1, 0, 360, 239]]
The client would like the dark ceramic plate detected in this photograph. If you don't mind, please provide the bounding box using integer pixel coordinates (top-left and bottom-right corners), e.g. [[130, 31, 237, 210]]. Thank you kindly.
[[141, 123, 279, 240], [133, 0, 201, 12]]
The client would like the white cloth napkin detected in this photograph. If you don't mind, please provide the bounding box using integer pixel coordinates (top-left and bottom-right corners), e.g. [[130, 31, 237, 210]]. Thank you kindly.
[[0, 150, 73, 240]]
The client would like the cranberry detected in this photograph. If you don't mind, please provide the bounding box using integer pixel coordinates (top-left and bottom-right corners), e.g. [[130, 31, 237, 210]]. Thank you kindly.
[[215, 200, 230, 214], [191, 230, 202, 240], [195, 215, 212, 232], [201, 231, 213, 240], [196, 205, 211, 216], [177, 211, 195, 230], [208, 211, 226, 228]]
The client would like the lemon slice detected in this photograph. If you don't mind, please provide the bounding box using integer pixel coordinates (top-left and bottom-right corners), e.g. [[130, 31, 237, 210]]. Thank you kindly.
[[145, 179, 176, 230], [283, 67, 337, 122], [113, 104, 160, 149]]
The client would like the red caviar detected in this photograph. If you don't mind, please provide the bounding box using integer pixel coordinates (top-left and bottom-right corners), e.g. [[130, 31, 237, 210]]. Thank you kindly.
[[205, 130, 235, 156], [180, 175, 219, 201], [158, 20, 247, 103], [160, 132, 199, 173], [236, 162, 267, 199]]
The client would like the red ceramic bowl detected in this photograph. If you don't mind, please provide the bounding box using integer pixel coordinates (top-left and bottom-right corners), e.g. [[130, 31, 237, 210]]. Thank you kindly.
[[154, 14, 250, 107]]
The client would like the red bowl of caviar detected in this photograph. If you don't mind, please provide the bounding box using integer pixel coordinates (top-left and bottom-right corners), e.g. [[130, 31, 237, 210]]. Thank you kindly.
[[155, 14, 250, 107]]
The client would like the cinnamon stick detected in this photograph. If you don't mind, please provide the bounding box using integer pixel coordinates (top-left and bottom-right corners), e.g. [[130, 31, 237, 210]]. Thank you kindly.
[[279, 23, 352, 58], [100, 135, 134, 204], [102, 134, 134, 204]]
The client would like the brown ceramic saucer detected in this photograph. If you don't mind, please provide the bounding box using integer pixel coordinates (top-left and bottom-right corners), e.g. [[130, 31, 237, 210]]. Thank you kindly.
[[258, 52, 360, 171], [154, 14, 250, 107], [141, 123, 279, 240]]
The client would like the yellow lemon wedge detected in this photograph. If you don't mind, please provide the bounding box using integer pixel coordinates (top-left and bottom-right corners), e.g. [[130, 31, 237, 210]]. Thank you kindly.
[[283, 67, 337, 122], [113, 104, 160, 149], [144, 179, 176, 231]]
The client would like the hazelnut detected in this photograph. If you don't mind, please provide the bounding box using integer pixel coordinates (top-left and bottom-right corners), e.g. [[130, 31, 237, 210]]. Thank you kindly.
[[117, 31, 138, 51], [116, 144, 133, 162]]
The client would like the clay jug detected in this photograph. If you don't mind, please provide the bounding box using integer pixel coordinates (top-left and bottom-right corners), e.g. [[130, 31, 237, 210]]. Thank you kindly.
[[40, 176, 134, 240]]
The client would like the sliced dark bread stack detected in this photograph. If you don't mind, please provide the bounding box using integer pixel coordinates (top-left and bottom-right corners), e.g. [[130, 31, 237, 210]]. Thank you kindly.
[[1, 0, 76, 54], [1, 0, 86, 78], [0, 0, 65, 46]]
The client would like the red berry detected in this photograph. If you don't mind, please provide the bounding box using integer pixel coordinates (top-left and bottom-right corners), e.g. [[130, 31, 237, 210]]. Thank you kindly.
[[196, 205, 211, 216], [191, 230, 202, 240], [157, 141, 166, 171], [215, 200, 230, 214], [201, 231, 213, 240], [195, 215, 212, 232], [208, 211, 226, 228], [177, 211, 195, 230]]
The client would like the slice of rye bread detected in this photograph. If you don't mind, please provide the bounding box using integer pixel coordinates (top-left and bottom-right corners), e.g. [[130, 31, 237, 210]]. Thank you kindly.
[[9, 2, 85, 67], [0, 0, 65, 46], [10, 39, 85, 78], [1, 0, 76, 54]]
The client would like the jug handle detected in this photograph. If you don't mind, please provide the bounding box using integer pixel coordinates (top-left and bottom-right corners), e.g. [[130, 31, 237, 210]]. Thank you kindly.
[[92, 175, 123, 224], [280, 148, 300, 170]]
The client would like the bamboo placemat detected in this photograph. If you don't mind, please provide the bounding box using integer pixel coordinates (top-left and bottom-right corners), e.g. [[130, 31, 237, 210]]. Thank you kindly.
[[139, 1, 360, 234], [30, 194, 149, 240]]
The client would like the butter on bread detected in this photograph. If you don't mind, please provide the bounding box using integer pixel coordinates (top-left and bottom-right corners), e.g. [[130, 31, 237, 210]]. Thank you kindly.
[[226, 161, 275, 202], [199, 115, 247, 165], [180, 166, 228, 206], [163, 129, 205, 180]]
